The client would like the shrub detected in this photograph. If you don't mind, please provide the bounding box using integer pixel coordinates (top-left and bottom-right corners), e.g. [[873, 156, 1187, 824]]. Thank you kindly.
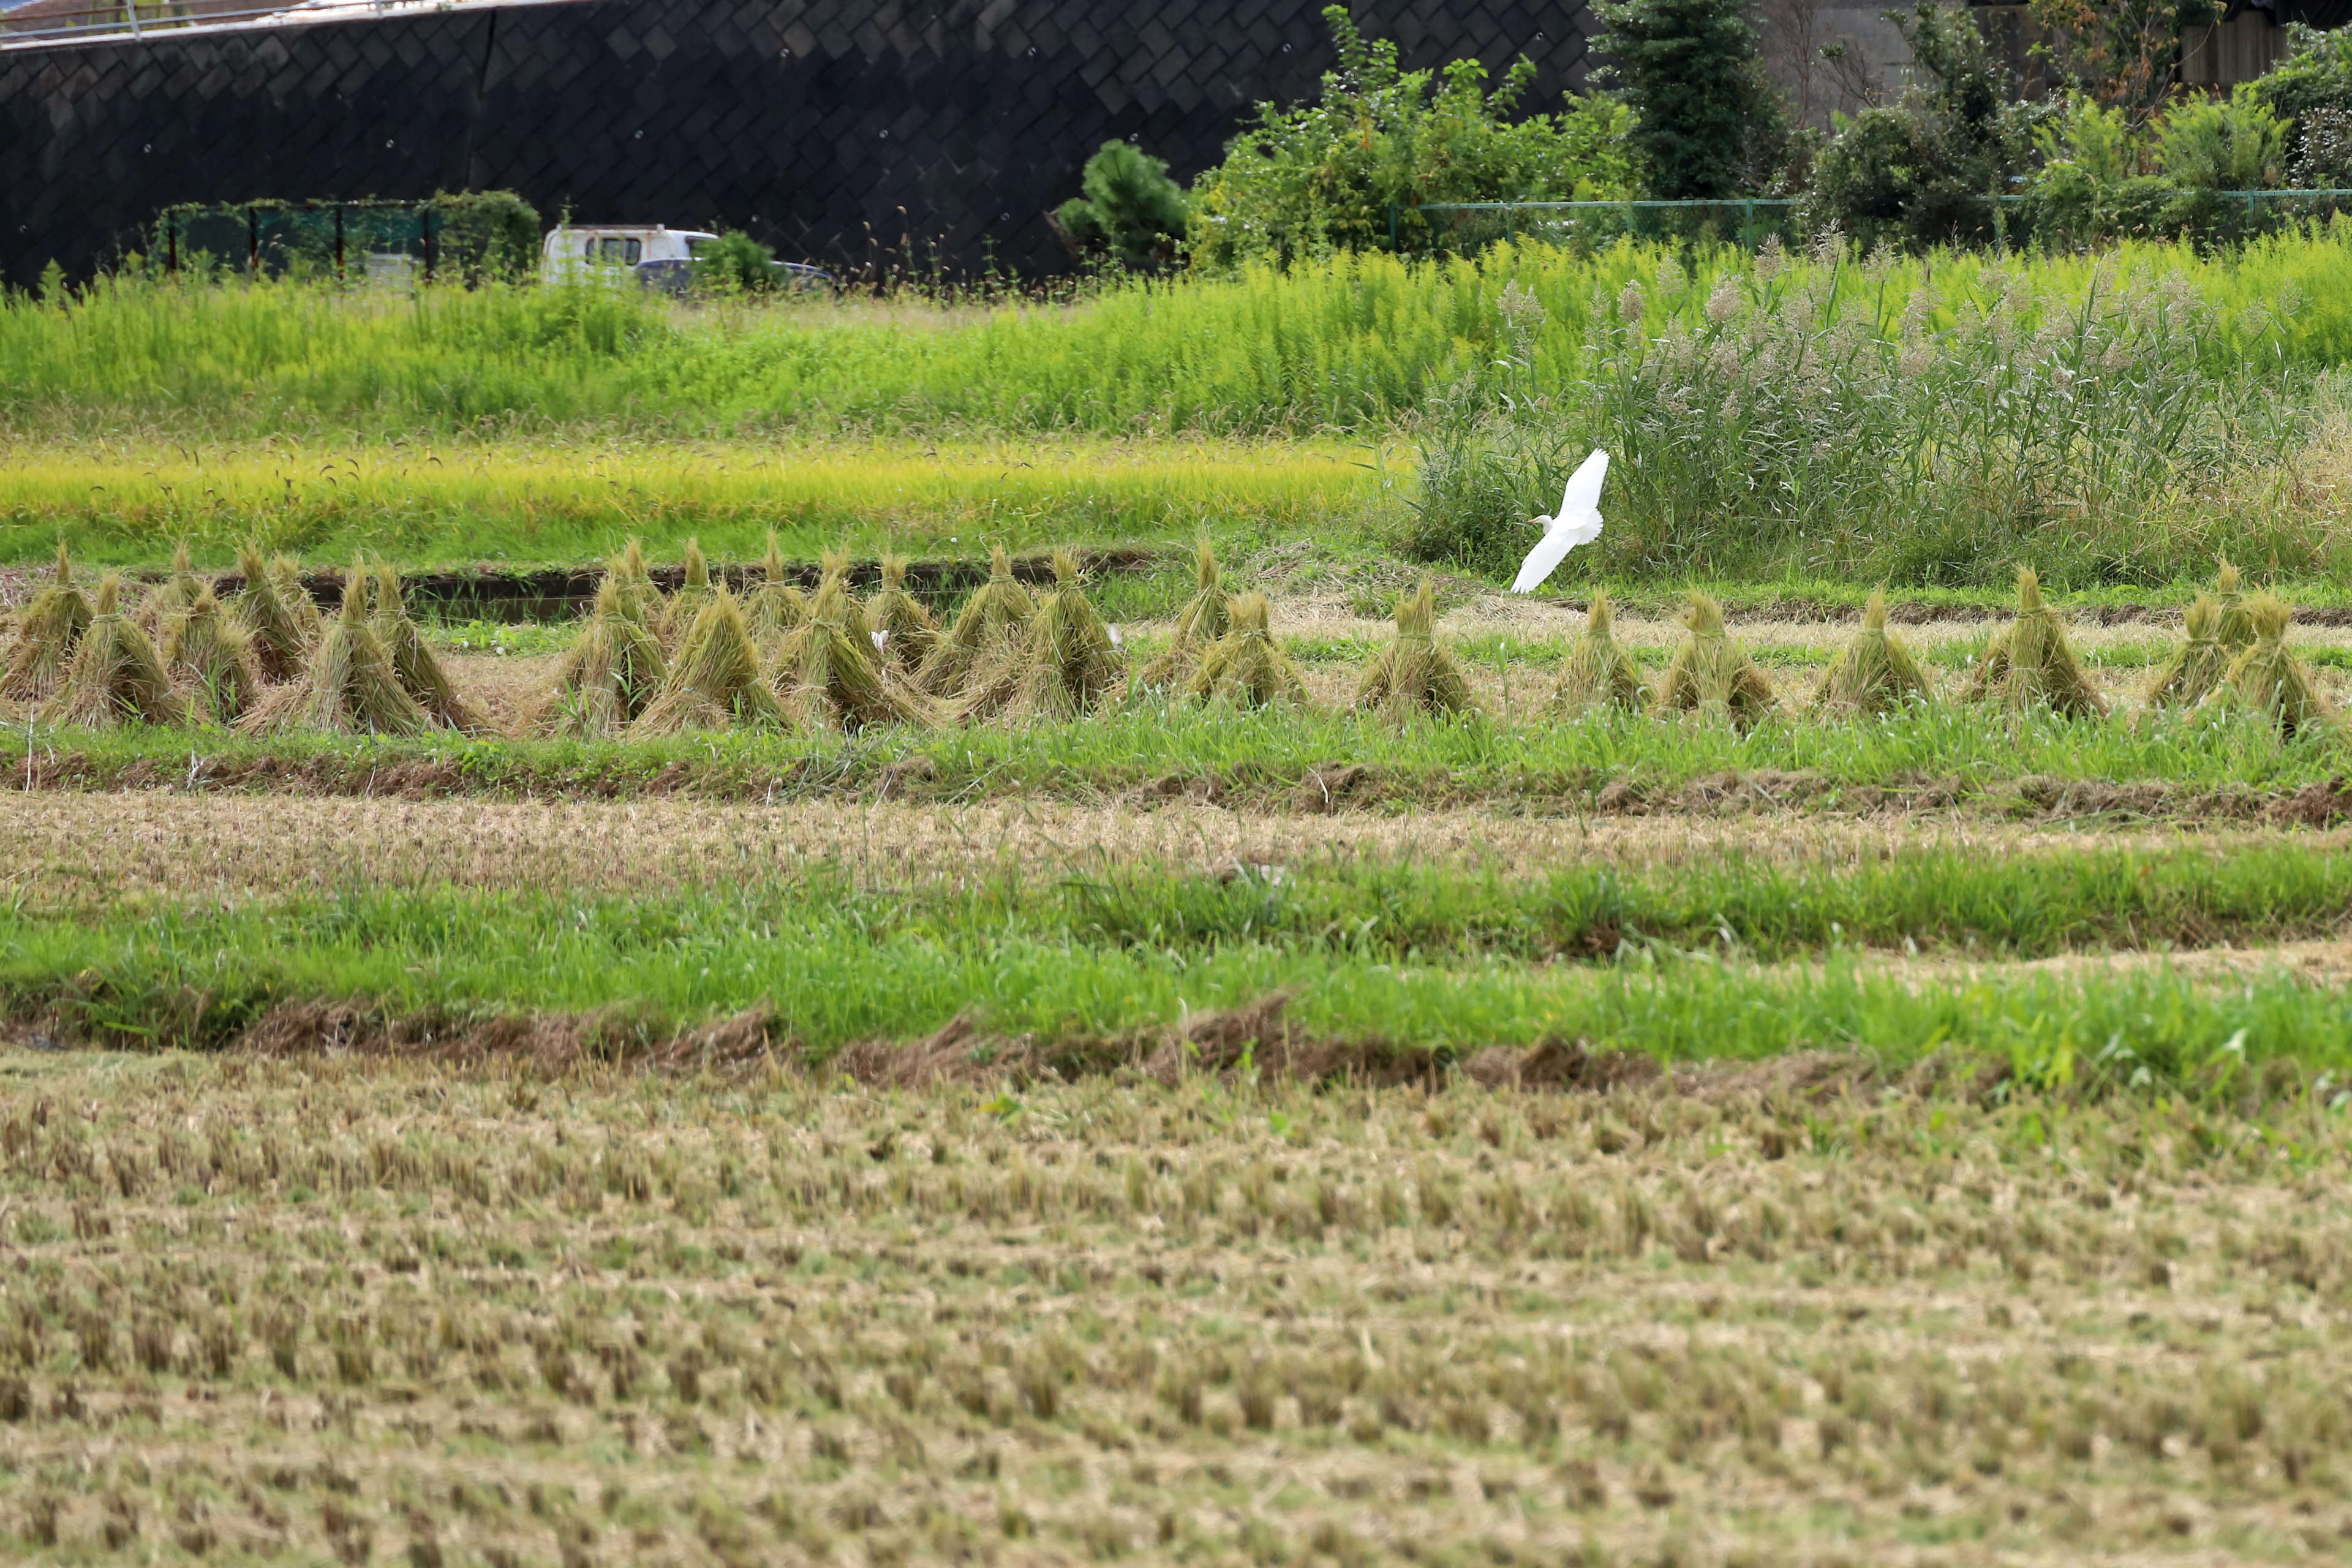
[[1054, 142, 1189, 270], [1588, 0, 1784, 199], [2246, 23, 2352, 132], [428, 189, 540, 285], [1189, 5, 1634, 266], [2154, 86, 2288, 191], [690, 232, 781, 295]]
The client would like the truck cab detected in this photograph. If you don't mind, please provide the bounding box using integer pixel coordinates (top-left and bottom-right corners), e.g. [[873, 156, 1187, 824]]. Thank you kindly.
[[540, 225, 717, 282]]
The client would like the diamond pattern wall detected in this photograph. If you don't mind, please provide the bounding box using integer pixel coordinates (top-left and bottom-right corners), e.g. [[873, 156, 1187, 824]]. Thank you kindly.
[[1, 0, 1597, 290]]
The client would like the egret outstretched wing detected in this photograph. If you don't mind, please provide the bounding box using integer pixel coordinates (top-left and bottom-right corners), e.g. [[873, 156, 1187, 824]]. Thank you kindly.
[[1510, 513, 1602, 594], [1558, 448, 1609, 518]]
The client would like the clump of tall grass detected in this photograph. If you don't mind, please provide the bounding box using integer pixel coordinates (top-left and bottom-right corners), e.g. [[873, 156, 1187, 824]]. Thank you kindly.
[[2220, 594, 2334, 737], [864, 553, 940, 676], [160, 583, 261, 723], [48, 575, 186, 729], [1189, 591, 1303, 707], [233, 541, 318, 682], [2144, 594, 2229, 709], [372, 562, 485, 732], [919, 545, 1034, 697], [971, 549, 1123, 722], [634, 589, 788, 734], [1966, 568, 2105, 718], [1140, 542, 1232, 690], [1813, 589, 1931, 716], [546, 578, 666, 738], [773, 571, 931, 732], [1656, 591, 1776, 725], [1, 543, 91, 701], [1549, 588, 1645, 712], [244, 570, 425, 736], [1355, 581, 1474, 718]]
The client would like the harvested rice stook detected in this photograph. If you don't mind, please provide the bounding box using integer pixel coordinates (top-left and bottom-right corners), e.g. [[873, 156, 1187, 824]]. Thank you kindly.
[[546, 577, 668, 739], [371, 562, 486, 733], [967, 549, 1123, 722], [1353, 580, 1475, 719], [234, 541, 320, 682], [2222, 593, 2334, 737], [1812, 588, 1931, 716], [1551, 587, 1646, 713], [160, 583, 263, 723], [47, 575, 187, 729], [659, 537, 717, 648], [136, 540, 204, 636], [2213, 559, 2255, 653], [864, 552, 940, 674], [0, 541, 92, 702], [633, 589, 790, 734], [744, 532, 810, 651], [1140, 541, 1231, 689], [242, 568, 428, 736], [2143, 594, 2228, 710], [917, 544, 1035, 696], [1655, 591, 1776, 725], [1189, 590, 1302, 707], [772, 575, 933, 731], [609, 537, 666, 627], [1963, 567, 2105, 718]]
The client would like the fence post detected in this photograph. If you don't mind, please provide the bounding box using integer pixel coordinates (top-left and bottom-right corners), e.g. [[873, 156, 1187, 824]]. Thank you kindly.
[[334, 205, 345, 281]]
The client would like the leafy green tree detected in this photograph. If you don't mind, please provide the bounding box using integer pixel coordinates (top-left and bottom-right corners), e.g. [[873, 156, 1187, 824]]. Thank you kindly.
[[427, 189, 540, 284], [1588, 0, 1784, 199], [2244, 25, 2352, 186], [689, 230, 781, 293], [1189, 5, 1635, 267], [2027, 0, 2217, 126], [1053, 141, 1190, 270]]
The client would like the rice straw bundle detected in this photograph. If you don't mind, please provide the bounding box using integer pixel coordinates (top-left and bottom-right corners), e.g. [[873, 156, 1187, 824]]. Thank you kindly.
[[633, 588, 790, 734], [917, 544, 1035, 696], [608, 538, 665, 627], [1140, 541, 1231, 689], [1550, 588, 1646, 713], [1963, 567, 2105, 718], [1353, 580, 1475, 718], [137, 540, 205, 637], [371, 562, 486, 732], [47, 575, 187, 729], [864, 552, 940, 675], [2214, 559, 2255, 654], [2222, 594, 2334, 737], [969, 548, 1124, 722], [1812, 589, 1931, 716], [659, 537, 717, 648], [241, 569, 426, 736], [545, 578, 668, 738], [1656, 591, 1776, 725], [2143, 594, 2228, 710], [744, 532, 810, 652], [233, 541, 319, 682], [772, 571, 933, 731], [1189, 591, 1303, 707], [160, 583, 262, 723], [0, 541, 92, 702]]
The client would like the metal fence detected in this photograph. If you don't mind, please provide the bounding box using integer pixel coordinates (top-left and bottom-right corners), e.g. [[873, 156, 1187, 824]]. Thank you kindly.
[[1396, 189, 2352, 253], [0, 0, 494, 50], [159, 200, 448, 281]]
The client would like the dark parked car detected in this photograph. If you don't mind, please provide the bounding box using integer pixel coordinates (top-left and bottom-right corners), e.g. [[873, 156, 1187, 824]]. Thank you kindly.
[[633, 258, 837, 296]]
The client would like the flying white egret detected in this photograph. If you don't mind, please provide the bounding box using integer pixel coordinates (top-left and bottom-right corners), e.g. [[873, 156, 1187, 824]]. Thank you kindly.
[[1510, 449, 1608, 594]]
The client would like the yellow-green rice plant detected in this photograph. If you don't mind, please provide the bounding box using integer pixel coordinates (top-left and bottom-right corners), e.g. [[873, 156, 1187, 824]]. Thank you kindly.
[[47, 575, 187, 729], [159, 582, 262, 723], [609, 537, 665, 627], [233, 541, 318, 682], [633, 588, 789, 734], [545, 577, 667, 738], [1812, 589, 1932, 716], [371, 561, 486, 733], [865, 552, 940, 676], [968, 548, 1125, 722], [135, 540, 204, 638], [771, 573, 934, 732], [660, 537, 716, 649], [2213, 559, 2255, 653], [1189, 591, 1303, 708], [917, 543, 1035, 696], [1963, 567, 2105, 718], [1550, 587, 1646, 713], [1139, 540, 1231, 690], [1656, 591, 1777, 725], [241, 570, 426, 736], [2143, 594, 2228, 710], [1353, 579, 1475, 718], [744, 531, 810, 653], [2220, 594, 2334, 737], [0, 541, 92, 702]]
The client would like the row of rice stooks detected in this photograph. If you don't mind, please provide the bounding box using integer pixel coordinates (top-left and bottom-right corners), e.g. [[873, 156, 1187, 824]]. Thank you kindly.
[[1547, 562, 2331, 737], [0, 542, 2329, 737]]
